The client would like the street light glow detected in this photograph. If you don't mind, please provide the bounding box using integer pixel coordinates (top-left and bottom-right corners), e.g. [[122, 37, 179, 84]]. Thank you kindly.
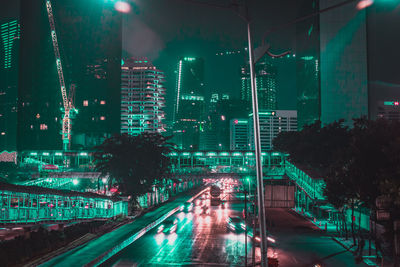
[[114, 1, 131, 13], [357, 0, 374, 9]]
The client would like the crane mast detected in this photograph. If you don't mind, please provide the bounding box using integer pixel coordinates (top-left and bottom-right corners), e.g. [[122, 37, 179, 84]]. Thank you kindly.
[[45, 0, 74, 151]]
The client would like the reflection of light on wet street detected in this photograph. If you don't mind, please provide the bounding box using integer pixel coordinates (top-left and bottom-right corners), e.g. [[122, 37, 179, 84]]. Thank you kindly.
[[155, 233, 165, 245], [177, 211, 185, 221], [186, 212, 193, 220], [167, 233, 177, 244]]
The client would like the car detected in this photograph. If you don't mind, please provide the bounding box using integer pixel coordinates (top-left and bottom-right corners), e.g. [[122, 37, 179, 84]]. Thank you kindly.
[[226, 216, 245, 232], [180, 202, 194, 212], [200, 205, 211, 215], [247, 228, 276, 246], [157, 218, 178, 234]]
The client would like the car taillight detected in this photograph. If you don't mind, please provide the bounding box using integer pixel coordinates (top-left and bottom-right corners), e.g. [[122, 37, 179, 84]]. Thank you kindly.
[[267, 237, 276, 243]]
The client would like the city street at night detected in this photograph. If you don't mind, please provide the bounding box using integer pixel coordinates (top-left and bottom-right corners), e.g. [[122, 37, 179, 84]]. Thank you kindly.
[[1, 0, 400, 266], [104, 186, 368, 267], [105, 187, 257, 266]]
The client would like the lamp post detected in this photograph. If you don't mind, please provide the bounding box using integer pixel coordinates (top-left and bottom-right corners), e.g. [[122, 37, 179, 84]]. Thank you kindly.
[[245, 15, 269, 266]]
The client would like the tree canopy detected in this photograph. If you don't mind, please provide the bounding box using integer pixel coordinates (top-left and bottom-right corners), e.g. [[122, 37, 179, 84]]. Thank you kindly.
[[93, 133, 175, 197], [274, 118, 400, 212]]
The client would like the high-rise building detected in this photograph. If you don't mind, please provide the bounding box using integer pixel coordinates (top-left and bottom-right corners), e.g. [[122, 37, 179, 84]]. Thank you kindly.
[[230, 119, 249, 151], [0, 19, 20, 151], [173, 57, 205, 150], [17, 1, 121, 151], [248, 110, 297, 151], [296, 0, 321, 130], [120, 58, 166, 136], [376, 101, 400, 121], [241, 57, 277, 111], [319, 0, 368, 125]]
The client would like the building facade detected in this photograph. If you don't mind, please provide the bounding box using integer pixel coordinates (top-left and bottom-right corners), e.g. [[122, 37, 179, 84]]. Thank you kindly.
[[230, 119, 249, 151], [376, 101, 400, 121], [296, 0, 321, 130], [248, 110, 297, 151], [120, 58, 166, 136], [173, 57, 205, 150], [319, 0, 368, 125], [0, 19, 19, 151], [240, 57, 277, 111]]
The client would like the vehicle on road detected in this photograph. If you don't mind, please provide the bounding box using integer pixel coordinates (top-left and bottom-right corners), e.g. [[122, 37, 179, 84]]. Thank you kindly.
[[180, 202, 194, 212], [157, 218, 178, 234], [247, 228, 276, 246], [226, 216, 245, 232]]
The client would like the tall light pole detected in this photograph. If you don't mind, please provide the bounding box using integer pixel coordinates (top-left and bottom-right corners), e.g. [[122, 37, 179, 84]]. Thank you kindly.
[[245, 8, 269, 265]]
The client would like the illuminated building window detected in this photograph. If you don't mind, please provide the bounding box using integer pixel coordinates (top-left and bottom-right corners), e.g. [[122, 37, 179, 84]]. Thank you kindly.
[[40, 124, 48, 130], [100, 116, 105, 121], [100, 100, 106, 105], [83, 100, 88, 106], [1, 132, 5, 135], [1, 20, 20, 69]]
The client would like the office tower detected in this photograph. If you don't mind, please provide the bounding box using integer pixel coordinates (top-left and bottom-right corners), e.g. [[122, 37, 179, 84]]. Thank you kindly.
[[319, 0, 368, 125], [0, 19, 20, 150], [230, 119, 249, 151], [173, 57, 205, 150], [240, 57, 277, 111], [376, 101, 400, 121], [17, 1, 122, 151], [248, 110, 297, 151], [120, 58, 166, 136], [296, 0, 321, 130]]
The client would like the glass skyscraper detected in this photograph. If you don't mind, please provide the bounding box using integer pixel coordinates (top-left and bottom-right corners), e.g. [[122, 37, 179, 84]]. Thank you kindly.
[[240, 57, 277, 111], [0, 19, 20, 151], [173, 57, 205, 150]]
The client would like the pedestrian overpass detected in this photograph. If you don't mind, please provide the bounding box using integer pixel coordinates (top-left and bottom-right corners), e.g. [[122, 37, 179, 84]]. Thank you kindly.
[[16, 149, 325, 201], [6, 150, 326, 222]]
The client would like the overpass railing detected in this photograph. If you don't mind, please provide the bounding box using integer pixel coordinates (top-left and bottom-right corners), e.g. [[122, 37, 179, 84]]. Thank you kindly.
[[284, 161, 325, 201], [0, 182, 127, 224]]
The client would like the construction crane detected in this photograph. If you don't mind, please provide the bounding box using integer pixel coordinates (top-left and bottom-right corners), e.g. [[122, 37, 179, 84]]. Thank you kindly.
[[45, 0, 77, 151]]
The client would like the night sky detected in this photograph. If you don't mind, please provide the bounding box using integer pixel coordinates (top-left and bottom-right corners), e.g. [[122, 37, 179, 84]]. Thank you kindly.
[[1, 0, 399, 117], [121, 0, 299, 117], [121, 0, 400, 119]]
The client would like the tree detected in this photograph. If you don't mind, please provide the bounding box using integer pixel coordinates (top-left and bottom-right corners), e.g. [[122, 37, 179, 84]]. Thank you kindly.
[[93, 133, 175, 198]]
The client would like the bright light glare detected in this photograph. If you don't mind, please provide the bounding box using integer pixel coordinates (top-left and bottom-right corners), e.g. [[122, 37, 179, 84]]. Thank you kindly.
[[72, 179, 79, 185], [357, 0, 373, 9], [167, 233, 177, 244], [178, 212, 185, 221], [114, 1, 131, 13], [155, 233, 165, 245]]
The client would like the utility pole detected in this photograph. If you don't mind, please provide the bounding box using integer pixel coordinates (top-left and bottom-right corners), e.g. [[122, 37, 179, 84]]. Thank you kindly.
[[244, 1, 268, 265], [244, 188, 248, 267]]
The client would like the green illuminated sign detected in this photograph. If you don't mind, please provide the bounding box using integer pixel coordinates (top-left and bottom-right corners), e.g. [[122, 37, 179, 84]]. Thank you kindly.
[[384, 101, 399, 106]]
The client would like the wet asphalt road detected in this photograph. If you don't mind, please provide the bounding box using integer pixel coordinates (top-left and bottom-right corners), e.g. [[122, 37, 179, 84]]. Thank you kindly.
[[104, 191, 368, 267], [105, 193, 254, 267]]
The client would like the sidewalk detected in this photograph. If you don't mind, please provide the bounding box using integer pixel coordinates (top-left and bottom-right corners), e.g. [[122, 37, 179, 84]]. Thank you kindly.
[[38, 186, 207, 267], [291, 207, 383, 267]]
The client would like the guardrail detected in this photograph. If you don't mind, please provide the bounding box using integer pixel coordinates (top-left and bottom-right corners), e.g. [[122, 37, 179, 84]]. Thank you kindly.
[[284, 161, 325, 201], [0, 182, 127, 224]]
